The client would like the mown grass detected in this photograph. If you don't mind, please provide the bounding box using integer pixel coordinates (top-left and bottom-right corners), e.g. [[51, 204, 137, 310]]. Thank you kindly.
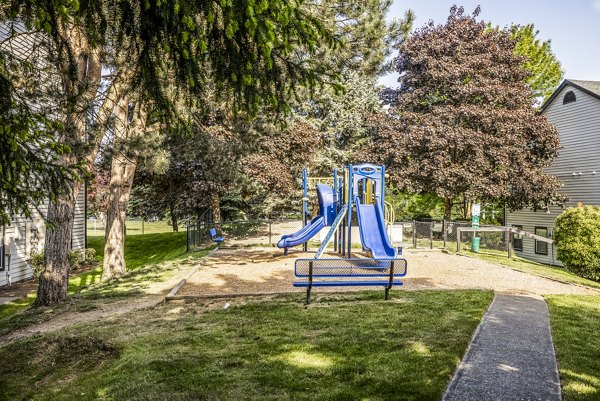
[[546, 295, 600, 401], [87, 219, 175, 236], [0, 290, 493, 401], [0, 232, 208, 322]]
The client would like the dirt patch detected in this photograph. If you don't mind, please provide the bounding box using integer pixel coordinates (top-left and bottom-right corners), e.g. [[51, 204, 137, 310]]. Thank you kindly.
[[178, 247, 598, 298]]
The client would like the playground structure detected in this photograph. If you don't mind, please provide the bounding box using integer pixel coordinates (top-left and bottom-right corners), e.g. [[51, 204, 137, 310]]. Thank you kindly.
[[277, 163, 408, 303]]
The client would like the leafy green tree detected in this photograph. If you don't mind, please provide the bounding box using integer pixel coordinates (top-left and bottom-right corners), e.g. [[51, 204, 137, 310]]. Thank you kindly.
[[292, 0, 414, 172], [510, 24, 563, 104], [367, 6, 565, 220], [2, 0, 336, 304]]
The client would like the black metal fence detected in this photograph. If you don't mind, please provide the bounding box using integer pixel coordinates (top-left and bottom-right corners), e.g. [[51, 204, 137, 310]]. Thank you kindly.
[[187, 218, 513, 256]]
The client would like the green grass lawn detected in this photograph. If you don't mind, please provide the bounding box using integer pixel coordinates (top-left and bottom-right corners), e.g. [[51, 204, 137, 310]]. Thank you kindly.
[[546, 295, 600, 401], [0, 232, 207, 321], [87, 219, 176, 236], [0, 290, 493, 401]]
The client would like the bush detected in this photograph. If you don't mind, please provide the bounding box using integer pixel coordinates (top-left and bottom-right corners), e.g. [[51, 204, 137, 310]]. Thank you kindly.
[[30, 251, 45, 279], [554, 205, 600, 281], [30, 248, 98, 277]]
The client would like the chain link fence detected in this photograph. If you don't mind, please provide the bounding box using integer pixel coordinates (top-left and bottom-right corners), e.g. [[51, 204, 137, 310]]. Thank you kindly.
[[187, 218, 515, 257]]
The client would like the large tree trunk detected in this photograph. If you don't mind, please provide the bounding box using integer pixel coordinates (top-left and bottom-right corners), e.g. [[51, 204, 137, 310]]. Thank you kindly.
[[36, 180, 78, 305], [35, 22, 125, 305], [170, 205, 179, 232], [103, 153, 138, 279], [102, 99, 147, 279], [444, 196, 452, 221], [211, 193, 222, 229]]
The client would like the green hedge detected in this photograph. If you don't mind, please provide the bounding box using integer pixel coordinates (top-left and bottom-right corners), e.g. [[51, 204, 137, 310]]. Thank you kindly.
[[554, 205, 600, 281]]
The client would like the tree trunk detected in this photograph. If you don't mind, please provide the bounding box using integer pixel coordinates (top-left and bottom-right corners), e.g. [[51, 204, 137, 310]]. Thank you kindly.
[[170, 205, 178, 232], [36, 22, 125, 305], [444, 196, 452, 221], [211, 193, 222, 229], [36, 181, 78, 305], [102, 99, 147, 280], [103, 154, 138, 280]]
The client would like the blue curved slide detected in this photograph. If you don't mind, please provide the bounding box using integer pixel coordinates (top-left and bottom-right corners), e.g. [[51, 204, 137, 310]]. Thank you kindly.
[[277, 216, 325, 249], [355, 197, 397, 259], [277, 184, 335, 251]]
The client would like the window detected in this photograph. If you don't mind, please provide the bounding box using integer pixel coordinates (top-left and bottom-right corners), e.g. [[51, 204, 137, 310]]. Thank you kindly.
[[512, 225, 523, 251], [535, 227, 549, 255], [563, 91, 576, 104]]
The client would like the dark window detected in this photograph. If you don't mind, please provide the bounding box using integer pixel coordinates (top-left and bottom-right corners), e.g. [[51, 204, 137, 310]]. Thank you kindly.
[[535, 227, 548, 255], [512, 225, 523, 251], [563, 91, 576, 104]]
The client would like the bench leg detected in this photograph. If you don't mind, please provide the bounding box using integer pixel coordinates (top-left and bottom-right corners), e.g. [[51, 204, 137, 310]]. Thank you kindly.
[[284, 248, 288, 256], [306, 260, 313, 305], [385, 261, 395, 301]]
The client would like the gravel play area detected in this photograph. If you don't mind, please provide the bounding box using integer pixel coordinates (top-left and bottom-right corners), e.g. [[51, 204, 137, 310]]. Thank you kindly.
[[177, 247, 597, 298]]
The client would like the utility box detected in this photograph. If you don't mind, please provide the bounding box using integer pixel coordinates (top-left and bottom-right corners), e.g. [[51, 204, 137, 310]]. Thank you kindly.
[[471, 237, 480, 253], [390, 224, 403, 244]]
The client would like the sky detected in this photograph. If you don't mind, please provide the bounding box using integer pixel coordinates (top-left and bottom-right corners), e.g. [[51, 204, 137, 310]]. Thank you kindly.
[[380, 0, 600, 87]]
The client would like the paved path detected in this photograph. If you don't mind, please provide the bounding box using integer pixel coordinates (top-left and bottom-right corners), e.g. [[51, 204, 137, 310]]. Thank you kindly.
[[443, 294, 562, 401]]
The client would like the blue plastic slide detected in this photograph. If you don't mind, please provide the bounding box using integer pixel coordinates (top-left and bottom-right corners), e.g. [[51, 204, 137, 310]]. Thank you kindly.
[[277, 184, 335, 251], [277, 216, 326, 249], [355, 196, 397, 259]]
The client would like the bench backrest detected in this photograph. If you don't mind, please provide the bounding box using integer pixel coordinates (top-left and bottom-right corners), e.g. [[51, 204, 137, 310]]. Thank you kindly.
[[294, 258, 407, 279]]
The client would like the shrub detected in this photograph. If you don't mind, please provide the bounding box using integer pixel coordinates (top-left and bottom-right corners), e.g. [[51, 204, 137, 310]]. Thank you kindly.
[[31, 248, 97, 277], [554, 205, 600, 281], [69, 249, 86, 271], [84, 248, 97, 264], [30, 251, 45, 279]]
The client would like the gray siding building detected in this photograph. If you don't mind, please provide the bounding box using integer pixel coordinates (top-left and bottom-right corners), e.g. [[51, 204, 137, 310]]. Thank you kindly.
[[1, 191, 87, 286], [506, 80, 600, 265]]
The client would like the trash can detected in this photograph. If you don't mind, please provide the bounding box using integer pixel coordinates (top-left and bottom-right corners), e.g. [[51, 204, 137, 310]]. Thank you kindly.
[[471, 237, 480, 253]]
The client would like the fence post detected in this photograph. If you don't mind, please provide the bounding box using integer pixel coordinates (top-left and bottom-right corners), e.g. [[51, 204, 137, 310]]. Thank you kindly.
[[507, 227, 513, 259], [430, 221, 434, 249], [443, 220, 446, 249], [456, 227, 461, 252], [412, 220, 417, 249]]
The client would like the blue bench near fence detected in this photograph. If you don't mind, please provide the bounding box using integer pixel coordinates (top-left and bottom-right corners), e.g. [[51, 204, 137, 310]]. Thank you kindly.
[[293, 258, 407, 304], [208, 228, 224, 245]]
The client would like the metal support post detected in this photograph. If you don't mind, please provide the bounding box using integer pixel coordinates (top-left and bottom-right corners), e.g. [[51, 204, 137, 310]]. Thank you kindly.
[[385, 261, 395, 301], [306, 260, 314, 305], [302, 169, 308, 252], [430, 221, 434, 249]]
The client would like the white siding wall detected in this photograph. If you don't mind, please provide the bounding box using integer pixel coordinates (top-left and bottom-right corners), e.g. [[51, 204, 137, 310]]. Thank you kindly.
[[1, 188, 86, 286], [506, 85, 600, 265]]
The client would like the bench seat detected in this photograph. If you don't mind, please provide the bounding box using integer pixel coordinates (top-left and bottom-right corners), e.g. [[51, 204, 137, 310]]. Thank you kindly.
[[293, 280, 403, 287]]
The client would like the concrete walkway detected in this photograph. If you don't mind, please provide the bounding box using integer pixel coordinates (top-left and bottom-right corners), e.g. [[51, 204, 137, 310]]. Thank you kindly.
[[443, 294, 562, 401]]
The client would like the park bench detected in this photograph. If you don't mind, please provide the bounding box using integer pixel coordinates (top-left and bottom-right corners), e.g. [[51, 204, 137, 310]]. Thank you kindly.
[[293, 258, 407, 304], [208, 228, 224, 245]]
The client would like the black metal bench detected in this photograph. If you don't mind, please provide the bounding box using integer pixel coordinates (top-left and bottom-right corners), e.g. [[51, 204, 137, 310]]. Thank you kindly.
[[293, 258, 407, 304]]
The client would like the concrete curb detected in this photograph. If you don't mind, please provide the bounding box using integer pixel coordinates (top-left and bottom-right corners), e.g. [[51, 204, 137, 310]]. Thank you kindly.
[[164, 247, 220, 301]]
